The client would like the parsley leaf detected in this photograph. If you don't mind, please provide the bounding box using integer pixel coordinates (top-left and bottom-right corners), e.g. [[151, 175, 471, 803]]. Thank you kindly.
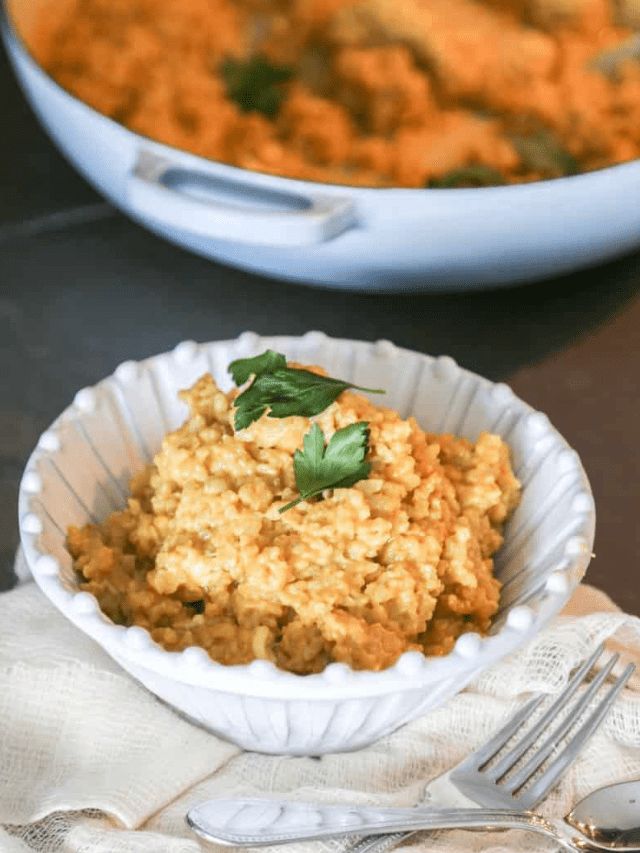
[[230, 351, 385, 431], [221, 55, 295, 119], [279, 422, 371, 512], [427, 165, 505, 189], [229, 350, 287, 386], [510, 130, 579, 178]]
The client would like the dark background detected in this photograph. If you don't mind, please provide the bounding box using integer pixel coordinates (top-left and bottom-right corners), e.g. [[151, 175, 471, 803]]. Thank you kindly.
[[2, 31, 640, 614]]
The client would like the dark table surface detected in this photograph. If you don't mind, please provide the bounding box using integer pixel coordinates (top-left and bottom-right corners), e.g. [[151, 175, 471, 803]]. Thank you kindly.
[[2, 34, 640, 615]]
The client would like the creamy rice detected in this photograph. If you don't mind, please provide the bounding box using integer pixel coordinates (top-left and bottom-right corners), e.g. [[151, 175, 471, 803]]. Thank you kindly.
[[67, 365, 521, 674]]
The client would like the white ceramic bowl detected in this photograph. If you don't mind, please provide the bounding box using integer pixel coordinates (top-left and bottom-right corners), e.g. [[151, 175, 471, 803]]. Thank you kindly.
[[18, 333, 595, 754], [3, 0, 640, 290]]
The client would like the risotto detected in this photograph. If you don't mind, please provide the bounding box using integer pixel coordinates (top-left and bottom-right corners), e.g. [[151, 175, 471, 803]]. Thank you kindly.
[[67, 362, 521, 674], [28, 0, 640, 188]]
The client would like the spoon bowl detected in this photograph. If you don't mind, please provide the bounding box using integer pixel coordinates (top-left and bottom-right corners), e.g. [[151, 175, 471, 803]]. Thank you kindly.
[[566, 780, 640, 848]]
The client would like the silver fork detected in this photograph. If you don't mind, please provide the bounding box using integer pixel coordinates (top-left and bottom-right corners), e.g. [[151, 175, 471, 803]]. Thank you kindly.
[[345, 642, 635, 853], [187, 643, 635, 848]]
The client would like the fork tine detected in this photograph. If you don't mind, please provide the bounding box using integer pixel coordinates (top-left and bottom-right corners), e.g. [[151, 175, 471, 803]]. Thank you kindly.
[[502, 651, 620, 793], [521, 661, 635, 806], [483, 642, 605, 781], [455, 694, 545, 771]]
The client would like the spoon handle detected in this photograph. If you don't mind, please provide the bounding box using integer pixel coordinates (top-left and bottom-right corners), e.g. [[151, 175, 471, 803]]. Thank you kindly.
[[186, 799, 568, 848]]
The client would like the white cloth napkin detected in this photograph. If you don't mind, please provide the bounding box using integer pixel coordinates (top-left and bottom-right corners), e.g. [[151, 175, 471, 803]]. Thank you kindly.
[[2, 549, 640, 853]]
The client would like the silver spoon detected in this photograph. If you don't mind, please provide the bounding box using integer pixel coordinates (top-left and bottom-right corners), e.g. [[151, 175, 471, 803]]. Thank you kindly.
[[187, 780, 640, 851], [566, 780, 640, 848]]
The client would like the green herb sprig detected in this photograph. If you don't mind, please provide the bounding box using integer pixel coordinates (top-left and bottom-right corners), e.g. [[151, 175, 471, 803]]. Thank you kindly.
[[510, 130, 579, 178], [279, 422, 372, 512], [427, 164, 505, 189], [221, 55, 295, 119], [229, 350, 385, 431]]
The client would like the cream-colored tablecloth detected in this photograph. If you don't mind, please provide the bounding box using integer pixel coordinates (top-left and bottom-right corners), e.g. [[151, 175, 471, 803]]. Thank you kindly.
[[2, 549, 640, 853]]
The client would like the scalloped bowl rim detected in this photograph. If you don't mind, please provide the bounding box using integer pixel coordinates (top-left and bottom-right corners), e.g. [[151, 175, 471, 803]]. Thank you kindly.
[[18, 332, 595, 700]]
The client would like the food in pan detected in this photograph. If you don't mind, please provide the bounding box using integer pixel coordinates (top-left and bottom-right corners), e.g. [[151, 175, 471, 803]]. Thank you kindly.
[[66, 353, 521, 674], [28, 0, 640, 188]]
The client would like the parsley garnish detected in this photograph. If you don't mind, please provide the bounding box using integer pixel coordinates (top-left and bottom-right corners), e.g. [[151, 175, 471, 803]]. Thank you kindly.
[[279, 422, 372, 512], [229, 350, 385, 431], [221, 56, 295, 119], [427, 165, 505, 189], [229, 350, 287, 386], [510, 130, 579, 178]]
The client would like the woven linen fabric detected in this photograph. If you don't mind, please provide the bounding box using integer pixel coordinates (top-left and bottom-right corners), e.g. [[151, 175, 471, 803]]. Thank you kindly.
[[2, 550, 640, 853]]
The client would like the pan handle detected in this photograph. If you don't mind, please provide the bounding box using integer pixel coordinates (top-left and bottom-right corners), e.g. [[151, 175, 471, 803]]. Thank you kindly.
[[126, 150, 357, 247]]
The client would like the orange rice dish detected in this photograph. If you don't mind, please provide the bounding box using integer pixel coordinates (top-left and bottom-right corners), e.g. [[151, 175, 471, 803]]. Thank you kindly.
[[67, 365, 521, 674], [27, 0, 640, 188]]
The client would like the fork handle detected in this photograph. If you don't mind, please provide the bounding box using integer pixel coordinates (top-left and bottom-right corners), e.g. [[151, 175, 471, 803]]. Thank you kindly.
[[186, 799, 565, 848], [348, 830, 419, 853]]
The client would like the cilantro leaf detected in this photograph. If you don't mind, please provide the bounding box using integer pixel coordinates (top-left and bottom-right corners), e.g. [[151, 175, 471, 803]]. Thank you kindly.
[[279, 422, 372, 512], [230, 351, 385, 431], [229, 350, 287, 386], [221, 56, 295, 119]]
